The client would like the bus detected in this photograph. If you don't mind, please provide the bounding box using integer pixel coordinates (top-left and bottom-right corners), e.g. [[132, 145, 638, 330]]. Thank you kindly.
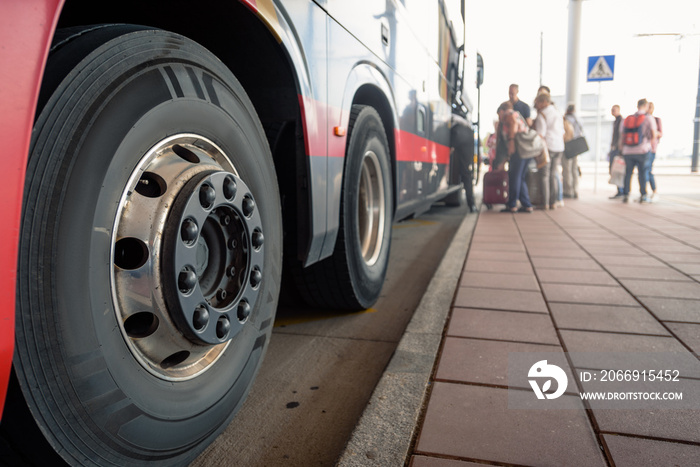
[[0, 0, 482, 464]]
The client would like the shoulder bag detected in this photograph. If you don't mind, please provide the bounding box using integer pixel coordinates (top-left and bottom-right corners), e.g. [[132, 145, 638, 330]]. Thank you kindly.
[[514, 128, 545, 159]]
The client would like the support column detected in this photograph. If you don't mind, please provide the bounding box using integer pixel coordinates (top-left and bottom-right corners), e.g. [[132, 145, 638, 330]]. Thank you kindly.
[[566, 0, 583, 110]]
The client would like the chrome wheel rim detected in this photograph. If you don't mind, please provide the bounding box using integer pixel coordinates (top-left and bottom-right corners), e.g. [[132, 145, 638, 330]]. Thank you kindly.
[[357, 150, 386, 266], [111, 134, 264, 381]]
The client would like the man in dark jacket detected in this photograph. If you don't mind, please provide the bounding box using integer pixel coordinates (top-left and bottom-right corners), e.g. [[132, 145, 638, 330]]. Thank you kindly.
[[609, 104, 624, 198]]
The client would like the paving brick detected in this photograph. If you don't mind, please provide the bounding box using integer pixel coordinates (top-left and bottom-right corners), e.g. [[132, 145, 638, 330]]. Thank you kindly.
[[560, 329, 685, 353], [466, 249, 529, 262], [666, 322, 700, 354], [531, 257, 602, 271], [655, 253, 700, 263], [596, 255, 668, 268], [594, 409, 700, 444], [526, 247, 591, 259], [435, 337, 563, 388], [644, 244, 700, 254], [463, 259, 533, 275], [410, 455, 485, 467], [415, 383, 606, 467], [471, 234, 520, 243], [673, 263, 700, 275], [454, 287, 548, 313], [620, 279, 700, 300], [549, 303, 669, 335], [605, 265, 692, 281], [584, 246, 644, 256], [459, 271, 540, 291], [541, 283, 638, 306], [470, 241, 525, 252], [637, 297, 700, 322], [447, 308, 559, 345], [603, 435, 700, 467], [559, 330, 700, 377], [522, 240, 579, 250], [537, 268, 618, 286]]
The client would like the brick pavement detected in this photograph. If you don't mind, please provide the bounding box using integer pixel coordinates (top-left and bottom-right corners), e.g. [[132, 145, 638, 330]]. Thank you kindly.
[[410, 193, 700, 467]]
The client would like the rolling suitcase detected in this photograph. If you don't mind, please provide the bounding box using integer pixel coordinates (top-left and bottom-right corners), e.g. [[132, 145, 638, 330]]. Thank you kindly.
[[483, 170, 508, 209]]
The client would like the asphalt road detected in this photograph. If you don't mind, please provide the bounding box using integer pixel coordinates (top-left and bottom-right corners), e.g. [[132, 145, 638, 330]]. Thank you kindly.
[[191, 202, 472, 467]]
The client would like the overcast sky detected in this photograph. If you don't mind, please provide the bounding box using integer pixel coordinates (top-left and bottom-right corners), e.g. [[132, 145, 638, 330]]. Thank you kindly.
[[469, 0, 700, 158]]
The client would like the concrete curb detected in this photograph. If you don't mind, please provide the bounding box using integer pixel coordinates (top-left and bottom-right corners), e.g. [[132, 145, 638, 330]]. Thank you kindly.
[[336, 210, 478, 466]]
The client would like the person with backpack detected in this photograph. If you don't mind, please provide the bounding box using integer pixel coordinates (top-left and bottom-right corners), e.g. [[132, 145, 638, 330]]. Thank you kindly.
[[619, 98, 658, 203]]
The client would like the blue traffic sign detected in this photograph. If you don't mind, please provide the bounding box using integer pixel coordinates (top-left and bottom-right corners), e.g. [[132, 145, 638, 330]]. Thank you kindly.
[[587, 55, 615, 82]]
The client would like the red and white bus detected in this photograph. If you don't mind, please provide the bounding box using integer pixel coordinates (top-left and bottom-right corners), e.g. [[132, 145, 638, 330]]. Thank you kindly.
[[0, 0, 481, 464]]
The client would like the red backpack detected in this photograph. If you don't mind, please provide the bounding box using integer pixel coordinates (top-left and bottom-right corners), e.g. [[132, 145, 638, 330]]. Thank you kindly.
[[623, 114, 646, 146]]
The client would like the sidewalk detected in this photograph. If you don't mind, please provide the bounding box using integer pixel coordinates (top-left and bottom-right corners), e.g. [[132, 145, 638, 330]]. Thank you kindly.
[[340, 171, 700, 466]]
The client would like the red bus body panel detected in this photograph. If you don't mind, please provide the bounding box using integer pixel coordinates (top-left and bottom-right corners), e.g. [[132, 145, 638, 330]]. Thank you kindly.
[[0, 0, 64, 419]]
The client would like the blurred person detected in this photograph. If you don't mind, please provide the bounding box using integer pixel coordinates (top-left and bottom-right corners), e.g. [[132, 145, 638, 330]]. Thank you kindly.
[[496, 101, 533, 213], [509, 84, 532, 126], [620, 98, 657, 203], [647, 102, 662, 201], [562, 104, 584, 199], [450, 114, 477, 212], [608, 104, 624, 199], [485, 117, 499, 171], [534, 92, 565, 210]]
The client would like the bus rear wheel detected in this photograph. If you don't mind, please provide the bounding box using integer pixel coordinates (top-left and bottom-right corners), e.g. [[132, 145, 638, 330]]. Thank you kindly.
[[296, 105, 393, 310]]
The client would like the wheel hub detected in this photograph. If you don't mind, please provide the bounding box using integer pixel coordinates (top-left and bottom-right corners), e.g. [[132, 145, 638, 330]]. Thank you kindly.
[[111, 134, 264, 380], [163, 171, 264, 345]]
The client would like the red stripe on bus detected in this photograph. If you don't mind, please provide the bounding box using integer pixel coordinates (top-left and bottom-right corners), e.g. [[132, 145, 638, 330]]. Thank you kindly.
[[299, 94, 450, 164]]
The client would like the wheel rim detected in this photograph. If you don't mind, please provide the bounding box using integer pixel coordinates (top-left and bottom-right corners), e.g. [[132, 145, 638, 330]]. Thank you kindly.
[[111, 134, 264, 381], [357, 149, 386, 266]]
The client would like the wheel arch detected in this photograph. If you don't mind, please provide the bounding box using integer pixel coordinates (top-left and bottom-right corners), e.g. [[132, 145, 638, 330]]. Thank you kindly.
[[341, 64, 400, 217], [53, 0, 319, 267]]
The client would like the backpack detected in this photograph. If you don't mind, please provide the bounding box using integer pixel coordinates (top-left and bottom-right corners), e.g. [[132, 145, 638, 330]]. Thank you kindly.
[[623, 114, 646, 147]]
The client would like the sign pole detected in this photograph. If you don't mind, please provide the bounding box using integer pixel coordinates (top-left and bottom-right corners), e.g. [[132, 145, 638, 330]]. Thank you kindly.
[[587, 55, 615, 195], [594, 81, 602, 193]]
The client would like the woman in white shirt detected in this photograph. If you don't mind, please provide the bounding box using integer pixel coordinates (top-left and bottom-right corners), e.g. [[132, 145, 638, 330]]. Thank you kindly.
[[534, 92, 565, 209]]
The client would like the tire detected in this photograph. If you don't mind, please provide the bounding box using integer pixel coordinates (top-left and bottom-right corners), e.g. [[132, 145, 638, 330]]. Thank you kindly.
[[9, 26, 282, 466], [297, 105, 393, 310]]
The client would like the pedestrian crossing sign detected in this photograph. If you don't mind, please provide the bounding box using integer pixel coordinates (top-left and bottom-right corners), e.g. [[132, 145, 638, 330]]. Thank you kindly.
[[587, 55, 615, 82]]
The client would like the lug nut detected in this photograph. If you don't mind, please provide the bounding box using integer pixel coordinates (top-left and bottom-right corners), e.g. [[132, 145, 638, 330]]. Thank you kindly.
[[193, 306, 209, 330], [228, 266, 236, 277], [228, 238, 237, 250], [250, 268, 262, 288], [216, 316, 231, 339], [181, 218, 199, 245], [199, 184, 216, 209], [217, 289, 227, 301], [237, 301, 251, 321], [242, 196, 255, 217], [223, 175, 237, 200], [178, 268, 197, 294], [252, 230, 264, 249], [220, 215, 231, 226]]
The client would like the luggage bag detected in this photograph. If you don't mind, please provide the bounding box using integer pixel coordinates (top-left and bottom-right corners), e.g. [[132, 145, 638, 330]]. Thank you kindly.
[[483, 170, 509, 208]]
